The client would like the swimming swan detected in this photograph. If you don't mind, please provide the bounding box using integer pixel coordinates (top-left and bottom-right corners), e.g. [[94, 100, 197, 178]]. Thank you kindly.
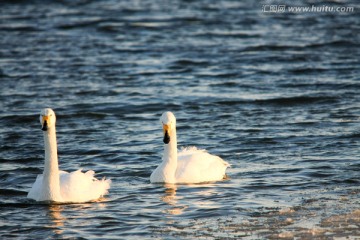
[[150, 111, 230, 184], [27, 108, 111, 203]]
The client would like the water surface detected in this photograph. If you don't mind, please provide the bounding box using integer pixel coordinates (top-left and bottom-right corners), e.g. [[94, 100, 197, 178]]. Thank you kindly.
[[1, 0, 359, 239]]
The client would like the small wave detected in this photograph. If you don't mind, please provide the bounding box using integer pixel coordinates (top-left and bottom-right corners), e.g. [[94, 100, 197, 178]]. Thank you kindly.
[[129, 22, 174, 29], [195, 72, 240, 78], [289, 67, 328, 74], [215, 95, 337, 106], [242, 44, 298, 52], [242, 40, 358, 54], [254, 95, 338, 106], [56, 17, 104, 30], [195, 31, 261, 39], [214, 99, 250, 106], [339, 133, 360, 139], [97, 22, 125, 32], [0, 189, 25, 196], [0, 23, 40, 32], [304, 172, 335, 178], [209, 81, 240, 87], [306, 40, 359, 49], [171, 59, 210, 67]]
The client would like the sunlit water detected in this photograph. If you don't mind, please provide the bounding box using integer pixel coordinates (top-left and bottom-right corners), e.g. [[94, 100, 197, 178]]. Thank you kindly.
[[1, 0, 359, 239]]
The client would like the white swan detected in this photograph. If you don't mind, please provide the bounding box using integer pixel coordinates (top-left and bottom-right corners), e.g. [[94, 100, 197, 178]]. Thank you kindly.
[[27, 108, 111, 203], [150, 111, 230, 184]]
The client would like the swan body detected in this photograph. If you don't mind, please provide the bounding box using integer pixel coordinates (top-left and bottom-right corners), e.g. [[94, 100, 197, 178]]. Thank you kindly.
[[27, 108, 110, 203], [150, 112, 230, 184]]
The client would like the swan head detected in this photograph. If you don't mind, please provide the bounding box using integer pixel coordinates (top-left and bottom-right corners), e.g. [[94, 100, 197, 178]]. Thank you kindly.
[[160, 112, 176, 144], [40, 108, 56, 131]]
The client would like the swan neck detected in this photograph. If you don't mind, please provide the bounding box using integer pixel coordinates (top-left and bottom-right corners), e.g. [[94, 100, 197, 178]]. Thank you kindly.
[[163, 128, 177, 164], [44, 127, 59, 173], [42, 127, 61, 201]]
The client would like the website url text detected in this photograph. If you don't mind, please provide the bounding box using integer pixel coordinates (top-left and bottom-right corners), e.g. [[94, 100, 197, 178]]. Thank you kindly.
[[262, 5, 355, 13]]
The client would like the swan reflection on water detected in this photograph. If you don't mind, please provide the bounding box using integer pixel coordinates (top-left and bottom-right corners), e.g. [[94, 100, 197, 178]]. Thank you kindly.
[[161, 184, 187, 215], [47, 204, 65, 235]]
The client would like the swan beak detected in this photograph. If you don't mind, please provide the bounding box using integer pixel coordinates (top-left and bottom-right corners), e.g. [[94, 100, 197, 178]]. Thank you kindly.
[[163, 124, 170, 144], [42, 116, 49, 131]]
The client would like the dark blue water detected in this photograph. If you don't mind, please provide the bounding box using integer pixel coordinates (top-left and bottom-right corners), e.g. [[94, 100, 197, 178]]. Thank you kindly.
[[1, 0, 359, 239]]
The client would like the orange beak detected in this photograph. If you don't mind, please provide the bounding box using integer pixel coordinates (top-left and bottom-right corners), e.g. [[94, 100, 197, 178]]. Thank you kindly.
[[42, 116, 49, 131], [163, 124, 170, 134], [163, 124, 170, 144]]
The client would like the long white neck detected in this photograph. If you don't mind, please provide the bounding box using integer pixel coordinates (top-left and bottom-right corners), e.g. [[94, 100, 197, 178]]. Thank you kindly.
[[41, 127, 62, 201], [161, 128, 178, 183]]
